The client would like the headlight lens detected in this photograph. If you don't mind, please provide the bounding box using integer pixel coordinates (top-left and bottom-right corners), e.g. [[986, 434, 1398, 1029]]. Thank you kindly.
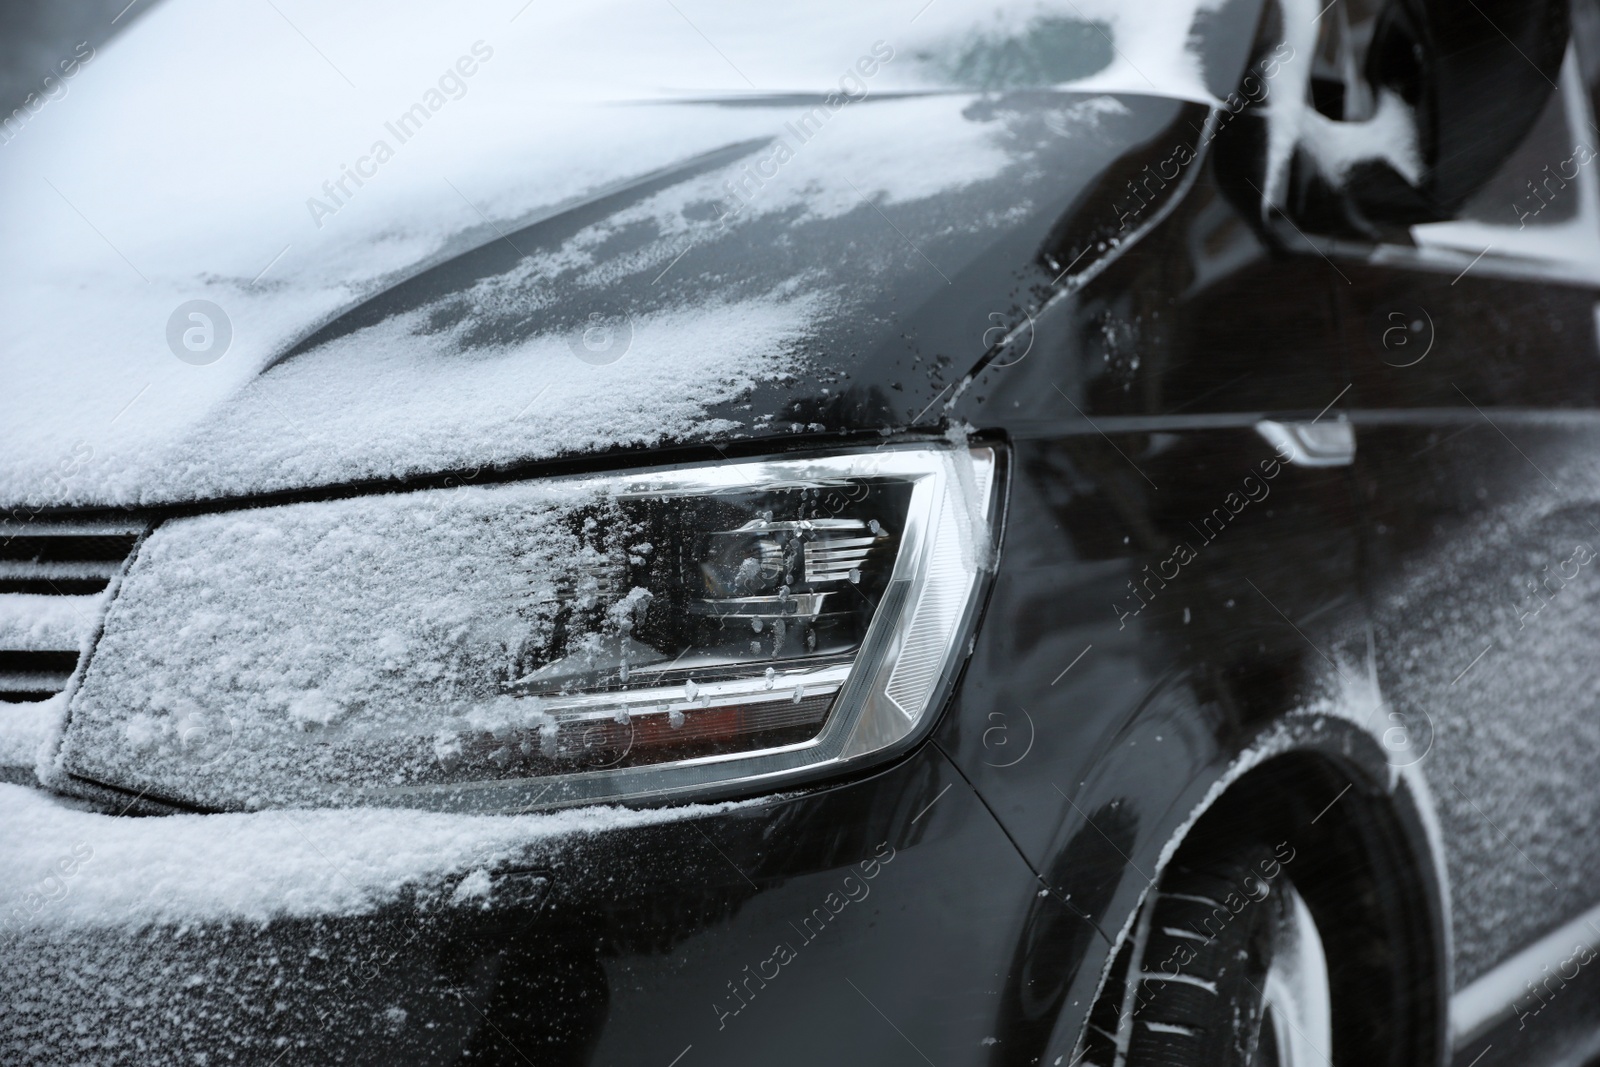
[[61, 446, 997, 812]]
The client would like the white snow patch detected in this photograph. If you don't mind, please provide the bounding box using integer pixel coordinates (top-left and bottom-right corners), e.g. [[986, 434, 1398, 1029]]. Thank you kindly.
[[122, 714, 161, 751], [1261, 0, 1420, 207], [1044, 96, 1133, 138], [1294, 90, 1422, 188], [0, 594, 101, 651], [448, 868, 493, 907], [0, 782, 753, 932], [1143, 1020, 1199, 1035], [287, 689, 344, 730], [1046, 0, 1232, 104], [61, 476, 644, 808], [64, 291, 822, 506], [0, 698, 63, 771], [0, 0, 1241, 507]]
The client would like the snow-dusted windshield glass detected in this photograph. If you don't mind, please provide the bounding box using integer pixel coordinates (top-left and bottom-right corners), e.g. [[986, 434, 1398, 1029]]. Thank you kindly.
[[505, 0, 1229, 100]]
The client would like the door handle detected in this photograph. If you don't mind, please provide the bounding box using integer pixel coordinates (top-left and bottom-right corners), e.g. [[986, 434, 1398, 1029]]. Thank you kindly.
[[1255, 420, 1355, 468]]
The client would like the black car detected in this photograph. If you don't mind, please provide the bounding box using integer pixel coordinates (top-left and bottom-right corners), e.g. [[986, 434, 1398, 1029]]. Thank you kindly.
[[2, 0, 1598, 1064]]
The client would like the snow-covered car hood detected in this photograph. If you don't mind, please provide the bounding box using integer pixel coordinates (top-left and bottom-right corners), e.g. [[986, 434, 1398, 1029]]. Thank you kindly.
[[0, 0, 1251, 509]]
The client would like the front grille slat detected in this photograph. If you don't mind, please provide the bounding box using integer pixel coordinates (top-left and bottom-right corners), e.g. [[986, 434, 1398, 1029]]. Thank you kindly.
[[0, 578, 111, 596], [0, 518, 144, 705], [0, 519, 146, 537], [0, 670, 75, 700], [0, 560, 124, 580], [0, 535, 138, 595], [0, 650, 80, 673], [0, 593, 102, 648], [0, 534, 142, 562]]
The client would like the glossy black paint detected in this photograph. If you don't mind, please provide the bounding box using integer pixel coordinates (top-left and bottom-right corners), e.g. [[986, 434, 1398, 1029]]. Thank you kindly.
[[2, 745, 1047, 1066], [263, 94, 1220, 447], [930, 94, 1453, 1064], [17, 4, 1600, 1067], [18, 95, 1428, 1067]]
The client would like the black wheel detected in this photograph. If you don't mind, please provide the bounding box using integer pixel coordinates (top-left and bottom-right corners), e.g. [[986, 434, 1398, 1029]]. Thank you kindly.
[[1109, 842, 1333, 1066]]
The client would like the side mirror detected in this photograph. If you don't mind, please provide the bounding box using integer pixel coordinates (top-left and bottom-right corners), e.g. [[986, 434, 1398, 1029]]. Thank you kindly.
[[1210, 0, 1573, 237], [1362, 0, 1569, 217]]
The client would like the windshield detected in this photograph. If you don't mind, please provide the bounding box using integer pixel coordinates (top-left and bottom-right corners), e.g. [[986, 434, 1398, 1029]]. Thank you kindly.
[[446, 0, 1232, 101]]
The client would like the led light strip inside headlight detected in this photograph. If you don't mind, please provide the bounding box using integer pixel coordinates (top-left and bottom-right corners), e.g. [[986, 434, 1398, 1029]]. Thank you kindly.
[[62, 446, 997, 812]]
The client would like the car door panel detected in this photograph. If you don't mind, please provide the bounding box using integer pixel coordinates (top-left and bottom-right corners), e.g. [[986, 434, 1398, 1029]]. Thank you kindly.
[[1344, 260, 1600, 992]]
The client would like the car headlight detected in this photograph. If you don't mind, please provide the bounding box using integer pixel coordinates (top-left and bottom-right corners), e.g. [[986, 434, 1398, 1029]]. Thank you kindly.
[[61, 445, 998, 812]]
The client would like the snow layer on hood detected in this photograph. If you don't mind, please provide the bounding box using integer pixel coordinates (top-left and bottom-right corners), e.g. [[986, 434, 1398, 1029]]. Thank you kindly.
[[0, 0, 1232, 507], [0, 782, 748, 933], [133, 292, 822, 503]]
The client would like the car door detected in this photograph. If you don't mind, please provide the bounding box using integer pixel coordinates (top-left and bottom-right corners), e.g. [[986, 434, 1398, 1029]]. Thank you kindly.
[[1320, 15, 1600, 1041]]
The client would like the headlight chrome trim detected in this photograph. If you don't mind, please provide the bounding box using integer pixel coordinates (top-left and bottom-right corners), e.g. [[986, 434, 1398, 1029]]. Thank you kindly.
[[378, 444, 998, 812]]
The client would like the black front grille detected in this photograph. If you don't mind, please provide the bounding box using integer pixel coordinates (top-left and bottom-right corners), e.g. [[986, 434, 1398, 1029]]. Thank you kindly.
[[0, 530, 140, 596], [0, 577, 117, 596], [0, 517, 145, 703]]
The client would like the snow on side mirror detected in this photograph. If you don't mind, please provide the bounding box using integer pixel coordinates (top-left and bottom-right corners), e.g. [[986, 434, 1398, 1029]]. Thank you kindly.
[[1210, 0, 1570, 241]]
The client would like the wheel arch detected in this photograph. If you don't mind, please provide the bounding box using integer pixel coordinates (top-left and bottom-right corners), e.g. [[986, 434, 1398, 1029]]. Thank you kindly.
[[1153, 749, 1451, 1067], [1017, 722, 1452, 1067]]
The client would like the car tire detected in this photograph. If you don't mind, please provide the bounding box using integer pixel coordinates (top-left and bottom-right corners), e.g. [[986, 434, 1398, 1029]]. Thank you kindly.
[[1112, 842, 1333, 1067]]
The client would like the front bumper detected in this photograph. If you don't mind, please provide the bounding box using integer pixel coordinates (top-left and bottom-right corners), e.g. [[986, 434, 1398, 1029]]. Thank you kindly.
[[2, 743, 1059, 1066]]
